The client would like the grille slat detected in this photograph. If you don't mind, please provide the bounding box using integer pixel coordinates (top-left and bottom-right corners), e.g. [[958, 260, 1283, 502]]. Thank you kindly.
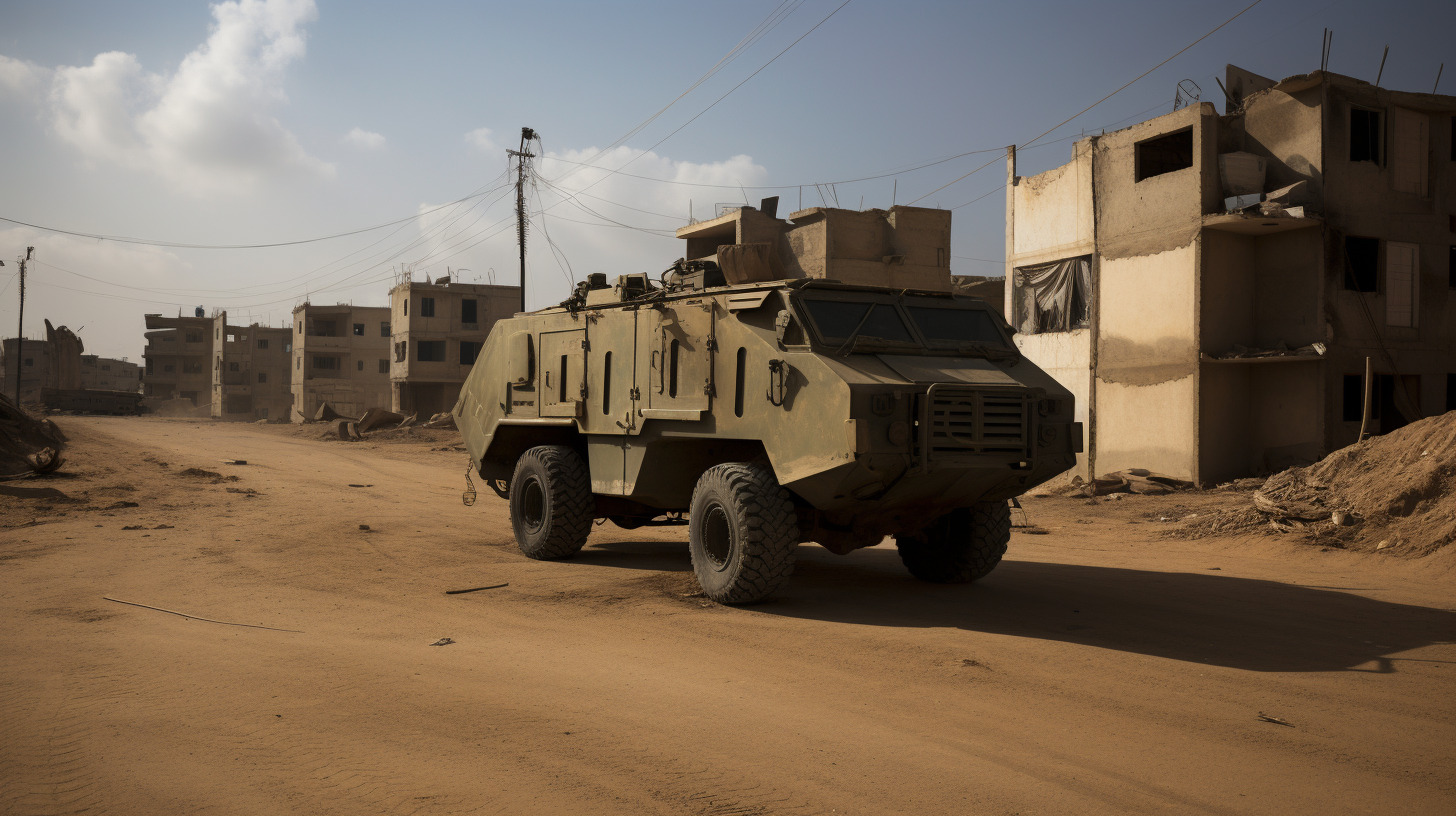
[[922, 385, 1031, 459]]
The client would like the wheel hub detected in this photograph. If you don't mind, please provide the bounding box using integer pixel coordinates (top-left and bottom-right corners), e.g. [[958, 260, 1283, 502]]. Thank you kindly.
[[702, 505, 733, 570]]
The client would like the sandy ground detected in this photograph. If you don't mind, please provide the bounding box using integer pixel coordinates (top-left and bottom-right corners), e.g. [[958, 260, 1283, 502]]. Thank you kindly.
[[2, 416, 1454, 816]]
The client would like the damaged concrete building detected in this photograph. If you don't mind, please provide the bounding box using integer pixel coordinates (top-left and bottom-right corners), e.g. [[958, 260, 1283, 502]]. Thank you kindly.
[[2, 338, 53, 404], [210, 313, 292, 421], [290, 303, 391, 421], [142, 313, 215, 406], [388, 278, 520, 417], [80, 355, 141, 393], [1007, 64, 1456, 484]]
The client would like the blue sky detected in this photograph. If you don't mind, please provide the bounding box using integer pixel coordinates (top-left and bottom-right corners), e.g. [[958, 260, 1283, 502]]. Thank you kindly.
[[0, 0, 1451, 360]]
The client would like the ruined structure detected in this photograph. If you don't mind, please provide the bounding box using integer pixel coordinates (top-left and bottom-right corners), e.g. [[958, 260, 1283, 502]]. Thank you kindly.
[[1006, 64, 1456, 484], [388, 278, 519, 417], [143, 313, 215, 406], [210, 313, 292, 421], [79, 355, 141, 393], [290, 304, 391, 421]]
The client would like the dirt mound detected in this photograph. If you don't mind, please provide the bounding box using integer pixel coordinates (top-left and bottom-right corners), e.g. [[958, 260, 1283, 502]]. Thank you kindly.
[[1244, 412, 1456, 556]]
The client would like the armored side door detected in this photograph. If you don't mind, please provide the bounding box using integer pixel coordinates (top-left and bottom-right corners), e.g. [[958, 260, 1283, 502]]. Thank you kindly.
[[539, 329, 586, 418], [644, 300, 714, 417]]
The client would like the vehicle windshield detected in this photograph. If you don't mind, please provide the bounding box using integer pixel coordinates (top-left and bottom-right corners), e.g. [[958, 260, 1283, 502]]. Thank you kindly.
[[798, 295, 1011, 355]]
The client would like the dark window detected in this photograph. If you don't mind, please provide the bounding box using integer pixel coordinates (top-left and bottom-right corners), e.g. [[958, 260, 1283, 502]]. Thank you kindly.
[[313, 356, 339, 370], [378, 360, 389, 374], [462, 299, 478, 323], [404, 300, 409, 316], [802, 300, 915, 345], [1351, 108, 1382, 163], [460, 341, 481, 365], [353, 323, 364, 336], [381, 322, 390, 337], [297, 322, 302, 334], [602, 351, 612, 415], [734, 348, 746, 418], [23, 357, 34, 367], [1135, 129, 1193, 181], [421, 297, 435, 317], [164, 364, 175, 373], [668, 340, 680, 398], [186, 331, 200, 343], [357, 360, 364, 371], [257, 339, 269, 349], [417, 340, 445, 362], [1344, 236, 1380, 292], [395, 341, 407, 362], [257, 372, 267, 383], [907, 306, 1007, 346], [1343, 374, 1365, 422], [228, 362, 240, 372]]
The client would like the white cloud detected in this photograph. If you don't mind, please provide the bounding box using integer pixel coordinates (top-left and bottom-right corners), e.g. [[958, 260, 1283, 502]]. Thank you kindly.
[[464, 127, 499, 154], [0, 54, 49, 96], [406, 145, 769, 307], [43, 0, 329, 194], [345, 127, 385, 150]]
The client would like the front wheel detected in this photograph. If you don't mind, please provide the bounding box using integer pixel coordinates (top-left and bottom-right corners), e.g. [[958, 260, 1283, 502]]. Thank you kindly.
[[894, 501, 1010, 583], [508, 446, 593, 560], [688, 463, 798, 604]]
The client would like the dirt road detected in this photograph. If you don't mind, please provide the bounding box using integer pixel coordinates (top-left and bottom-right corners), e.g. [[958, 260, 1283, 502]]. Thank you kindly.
[[3, 417, 1454, 815]]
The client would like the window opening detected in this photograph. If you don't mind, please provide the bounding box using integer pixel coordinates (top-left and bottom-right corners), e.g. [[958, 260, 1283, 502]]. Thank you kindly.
[[257, 339, 269, 349], [668, 340, 680, 398], [1344, 236, 1379, 292], [462, 299, 478, 323], [421, 297, 436, 317], [460, 341, 481, 365], [1013, 256, 1092, 334], [257, 372, 267, 383], [357, 360, 364, 371], [1135, 129, 1193, 181], [353, 323, 364, 336], [381, 322, 390, 337], [1350, 108, 1382, 163], [416, 340, 445, 362], [378, 360, 389, 374], [559, 354, 568, 403], [734, 348, 746, 417], [602, 351, 612, 415]]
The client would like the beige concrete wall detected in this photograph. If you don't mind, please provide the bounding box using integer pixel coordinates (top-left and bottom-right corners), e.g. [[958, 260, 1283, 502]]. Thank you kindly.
[[389, 282, 520, 415], [1241, 82, 1324, 198], [1094, 243, 1199, 479], [290, 305, 391, 421], [1015, 329, 1093, 478], [1010, 140, 1095, 266]]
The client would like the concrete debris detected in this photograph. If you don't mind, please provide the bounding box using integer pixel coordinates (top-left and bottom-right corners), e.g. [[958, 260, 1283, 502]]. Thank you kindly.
[[0, 392, 68, 480], [1073, 469, 1194, 497], [357, 408, 406, 434], [1208, 342, 1326, 361], [423, 412, 456, 430], [314, 402, 357, 423]]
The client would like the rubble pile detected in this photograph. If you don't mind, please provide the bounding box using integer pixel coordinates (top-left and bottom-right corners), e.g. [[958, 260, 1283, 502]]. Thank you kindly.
[[306, 402, 456, 441], [1208, 412, 1456, 556], [0, 392, 68, 479]]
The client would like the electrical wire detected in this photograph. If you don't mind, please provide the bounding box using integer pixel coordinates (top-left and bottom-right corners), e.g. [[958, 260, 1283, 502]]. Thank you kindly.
[[909, 0, 1265, 205]]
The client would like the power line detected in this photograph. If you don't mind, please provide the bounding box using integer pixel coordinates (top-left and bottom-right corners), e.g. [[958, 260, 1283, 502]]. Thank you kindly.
[[910, 0, 1265, 205]]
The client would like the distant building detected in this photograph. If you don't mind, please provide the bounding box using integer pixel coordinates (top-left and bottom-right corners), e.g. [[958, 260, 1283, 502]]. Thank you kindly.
[[290, 303, 391, 421], [79, 355, 141, 393], [210, 312, 292, 421], [143, 314, 215, 406], [1006, 64, 1456, 484], [388, 279, 520, 416], [1, 338, 51, 403]]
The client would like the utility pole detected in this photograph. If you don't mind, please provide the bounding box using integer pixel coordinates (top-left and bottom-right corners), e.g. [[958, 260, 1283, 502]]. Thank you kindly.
[[507, 127, 536, 314], [14, 246, 34, 402]]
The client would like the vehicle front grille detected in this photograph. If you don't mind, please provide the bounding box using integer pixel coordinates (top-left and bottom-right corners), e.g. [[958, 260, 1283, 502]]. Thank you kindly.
[[921, 384, 1032, 460]]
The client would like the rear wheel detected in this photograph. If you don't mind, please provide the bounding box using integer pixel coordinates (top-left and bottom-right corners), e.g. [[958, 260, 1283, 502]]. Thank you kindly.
[[508, 445, 593, 560], [688, 463, 798, 604], [894, 501, 1010, 583]]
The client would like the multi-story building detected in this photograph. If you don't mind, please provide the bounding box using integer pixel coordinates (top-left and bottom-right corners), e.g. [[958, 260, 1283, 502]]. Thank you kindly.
[[290, 303, 392, 421], [388, 279, 520, 416], [1006, 63, 1456, 485], [210, 312, 292, 421], [1, 338, 51, 403], [142, 312, 214, 406], [79, 355, 141, 393]]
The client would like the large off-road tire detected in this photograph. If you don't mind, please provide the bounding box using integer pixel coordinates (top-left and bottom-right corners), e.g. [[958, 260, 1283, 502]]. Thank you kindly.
[[688, 463, 799, 604], [894, 501, 1010, 583], [508, 445, 593, 560]]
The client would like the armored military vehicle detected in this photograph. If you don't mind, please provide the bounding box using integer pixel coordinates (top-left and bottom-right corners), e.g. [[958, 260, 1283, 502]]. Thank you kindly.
[[453, 202, 1080, 603]]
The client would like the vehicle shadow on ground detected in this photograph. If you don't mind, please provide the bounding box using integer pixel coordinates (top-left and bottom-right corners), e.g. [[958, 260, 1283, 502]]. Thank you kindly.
[[585, 538, 1455, 674], [767, 546, 1456, 673]]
